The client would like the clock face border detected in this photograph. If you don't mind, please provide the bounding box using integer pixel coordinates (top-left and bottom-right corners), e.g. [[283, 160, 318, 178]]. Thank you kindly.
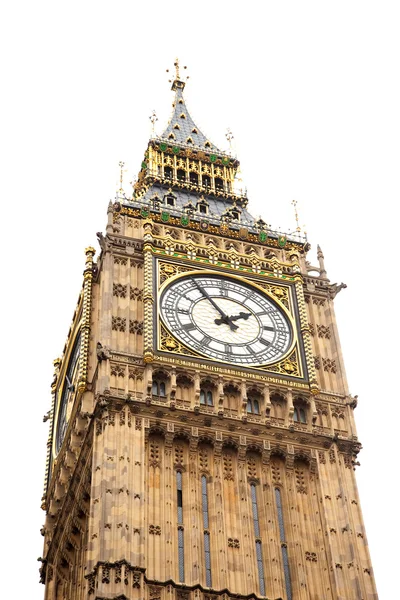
[[52, 328, 81, 458], [156, 264, 305, 375]]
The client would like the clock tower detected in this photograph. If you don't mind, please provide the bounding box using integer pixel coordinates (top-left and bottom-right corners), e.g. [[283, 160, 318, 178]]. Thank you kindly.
[[41, 63, 378, 600]]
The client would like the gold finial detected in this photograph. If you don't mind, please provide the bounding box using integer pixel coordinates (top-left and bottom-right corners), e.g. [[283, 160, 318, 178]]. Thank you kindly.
[[174, 58, 180, 80], [226, 128, 234, 148], [118, 161, 126, 195], [291, 199, 301, 232], [166, 59, 188, 87], [149, 110, 158, 136]]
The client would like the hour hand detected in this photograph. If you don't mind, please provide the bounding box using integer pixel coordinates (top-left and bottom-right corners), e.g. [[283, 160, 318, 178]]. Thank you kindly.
[[214, 315, 239, 330], [229, 311, 251, 322]]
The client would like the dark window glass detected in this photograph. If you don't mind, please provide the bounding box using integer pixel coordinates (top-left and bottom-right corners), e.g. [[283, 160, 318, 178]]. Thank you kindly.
[[275, 487, 292, 600]]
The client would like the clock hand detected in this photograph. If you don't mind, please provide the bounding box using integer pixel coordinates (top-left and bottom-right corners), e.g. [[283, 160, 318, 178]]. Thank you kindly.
[[214, 311, 251, 325], [190, 277, 239, 331], [229, 312, 252, 322]]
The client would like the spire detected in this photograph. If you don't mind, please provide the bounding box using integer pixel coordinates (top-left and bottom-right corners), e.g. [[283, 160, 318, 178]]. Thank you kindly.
[[162, 59, 221, 153]]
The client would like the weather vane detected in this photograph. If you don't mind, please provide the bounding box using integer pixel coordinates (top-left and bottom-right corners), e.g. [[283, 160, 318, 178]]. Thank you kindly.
[[149, 110, 158, 137]]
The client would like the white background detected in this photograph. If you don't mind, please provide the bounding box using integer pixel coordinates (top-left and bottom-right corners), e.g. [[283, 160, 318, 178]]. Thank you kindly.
[[1, 2, 398, 598]]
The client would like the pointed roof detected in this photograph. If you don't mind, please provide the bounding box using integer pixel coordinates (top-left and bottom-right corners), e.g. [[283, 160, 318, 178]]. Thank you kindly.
[[161, 62, 221, 153]]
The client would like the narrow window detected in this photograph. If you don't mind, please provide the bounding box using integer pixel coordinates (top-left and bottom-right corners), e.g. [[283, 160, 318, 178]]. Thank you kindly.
[[247, 398, 260, 414], [293, 408, 299, 422], [190, 172, 198, 185], [250, 483, 265, 596], [177, 471, 185, 582], [164, 166, 173, 179], [159, 381, 166, 397], [275, 488, 292, 600], [177, 169, 186, 182], [200, 388, 213, 406], [215, 177, 224, 190], [202, 175, 211, 188], [166, 195, 175, 207], [152, 381, 158, 395], [201, 475, 212, 587], [300, 408, 306, 423], [199, 204, 207, 214]]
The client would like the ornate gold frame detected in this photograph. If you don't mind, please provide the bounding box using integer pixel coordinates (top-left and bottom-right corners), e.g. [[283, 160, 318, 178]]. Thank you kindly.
[[155, 262, 305, 379]]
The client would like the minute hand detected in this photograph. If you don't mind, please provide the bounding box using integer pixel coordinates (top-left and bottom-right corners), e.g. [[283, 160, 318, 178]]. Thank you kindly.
[[190, 278, 238, 331]]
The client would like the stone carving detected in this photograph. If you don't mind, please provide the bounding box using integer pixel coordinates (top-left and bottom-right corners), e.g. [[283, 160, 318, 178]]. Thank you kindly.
[[322, 358, 337, 373], [129, 319, 144, 334], [113, 283, 127, 298], [130, 287, 144, 300], [317, 324, 331, 339], [149, 524, 161, 535], [112, 316, 126, 332]]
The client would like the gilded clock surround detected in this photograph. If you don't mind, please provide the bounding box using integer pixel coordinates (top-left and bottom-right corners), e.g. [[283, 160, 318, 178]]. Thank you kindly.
[[156, 265, 304, 379], [39, 65, 377, 600]]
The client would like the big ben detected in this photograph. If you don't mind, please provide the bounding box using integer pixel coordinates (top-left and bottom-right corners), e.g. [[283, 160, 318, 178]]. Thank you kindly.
[[40, 61, 378, 600]]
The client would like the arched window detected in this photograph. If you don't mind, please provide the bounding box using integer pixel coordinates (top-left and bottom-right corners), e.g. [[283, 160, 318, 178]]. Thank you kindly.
[[275, 487, 292, 600], [177, 169, 186, 182], [247, 397, 260, 414], [190, 172, 198, 185], [294, 406, 307, 423], [202, 174, 211, 188], [152, 380, 166, 397], [215, 177, 224, 191], [200, 389, 213, 406], [164, 166, 173, 179]]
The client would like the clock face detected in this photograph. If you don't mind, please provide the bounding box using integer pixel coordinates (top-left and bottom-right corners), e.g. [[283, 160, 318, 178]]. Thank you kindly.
[[160, 274, 293, 366], [55, 333, 81, 453]]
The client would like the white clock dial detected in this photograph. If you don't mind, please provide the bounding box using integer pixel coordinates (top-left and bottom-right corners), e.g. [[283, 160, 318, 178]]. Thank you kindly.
[[160, 274, 293, 366]]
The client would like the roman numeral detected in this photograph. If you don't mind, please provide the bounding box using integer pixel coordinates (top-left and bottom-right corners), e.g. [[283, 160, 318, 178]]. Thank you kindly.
[[263, 325, 275, 332], [201, 336, 211, 346], [178, 308, 189, 315], [182, 323, 196, 331], [259, 338, 271, 347]]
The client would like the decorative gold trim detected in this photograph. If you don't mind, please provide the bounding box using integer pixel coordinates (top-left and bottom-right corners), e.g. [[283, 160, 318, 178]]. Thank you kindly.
[[78, 247, 95, 391], [294, 276, 319, 394], [143, 225, 154, 363], [117, 206, 304, 251]]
